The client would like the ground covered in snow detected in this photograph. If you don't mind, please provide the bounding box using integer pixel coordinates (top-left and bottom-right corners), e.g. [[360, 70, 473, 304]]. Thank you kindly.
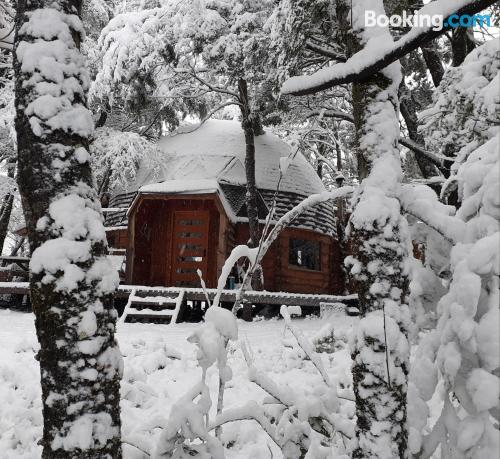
[[0, 309, 357, 458]]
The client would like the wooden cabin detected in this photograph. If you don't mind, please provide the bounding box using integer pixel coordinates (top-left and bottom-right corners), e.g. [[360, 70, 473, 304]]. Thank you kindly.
[[104, 120, 345, 295]]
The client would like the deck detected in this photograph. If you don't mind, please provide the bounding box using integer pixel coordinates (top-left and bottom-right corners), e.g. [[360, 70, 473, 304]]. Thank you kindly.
[[0, 282, 358, 309]]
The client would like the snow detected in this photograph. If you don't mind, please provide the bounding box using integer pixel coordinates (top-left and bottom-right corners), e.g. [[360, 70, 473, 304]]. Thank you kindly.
[[16, 9, 94, 138], [205, 307, 238, 341], [78, 310, 98, 338], [466, 369, 499, 412], [29, 186, 120, 295], [130, 120, 326, 197], [0, 309, 358, 458], [400, 183, 465, 244], [140, 178, 219, 194], [51, 412, 117, 451], [90, 127, 163, 193]]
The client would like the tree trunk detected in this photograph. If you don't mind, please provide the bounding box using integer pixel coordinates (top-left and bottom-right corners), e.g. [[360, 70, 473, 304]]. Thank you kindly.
[[316, 159, 323, 179], [334, 127, 342, 171], [14, 1, 122, 457], [351, 73, 410, 459], [340, 1, 411, 457], [451, 27, 476, 67], [238, 77, 263, 293], [420, 41, 444, 87], [0, 156, 15, 254], [399, 79, 439, 178], [388, 0, 445, 87]]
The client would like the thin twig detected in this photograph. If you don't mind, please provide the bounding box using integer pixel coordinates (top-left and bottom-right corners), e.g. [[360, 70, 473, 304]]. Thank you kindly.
[[122, 440, 150, 457], [382, 303, 392, 389], [196, 269, 212, 307]]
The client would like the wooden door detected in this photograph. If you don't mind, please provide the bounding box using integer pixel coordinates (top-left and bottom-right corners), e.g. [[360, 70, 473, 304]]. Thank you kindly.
[[170, 210, 210, 287]]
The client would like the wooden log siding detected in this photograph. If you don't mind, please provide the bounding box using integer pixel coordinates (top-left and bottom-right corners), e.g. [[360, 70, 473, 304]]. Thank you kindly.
[[233, 224, 343, 295], [112, 188, 345, 295], [106, 228, 128, 250]]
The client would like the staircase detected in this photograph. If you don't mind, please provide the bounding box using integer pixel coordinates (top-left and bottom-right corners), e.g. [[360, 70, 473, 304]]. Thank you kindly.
[[119, 288, 185, 324]]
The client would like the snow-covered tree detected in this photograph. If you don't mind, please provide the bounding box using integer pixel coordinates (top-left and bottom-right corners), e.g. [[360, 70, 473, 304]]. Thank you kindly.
[[13, 2, 122, 457], [336, 2, 411, 456], [408, 39, 499, 458], [282, 1, 412, 455], [280, 1, 497, 457], [90, 127, 163, 194], [420, 38, 499, 167]]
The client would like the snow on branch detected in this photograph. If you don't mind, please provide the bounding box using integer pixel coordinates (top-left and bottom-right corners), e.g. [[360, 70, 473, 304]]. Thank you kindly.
[[210, 402, 282, 449], [241, 339, 355, 441], [398, 137, 452, 168], [175, 100, 240, 135], [282, 0, 496, 96], [280, 306, 332, 388], [399, 184, 465, 244]]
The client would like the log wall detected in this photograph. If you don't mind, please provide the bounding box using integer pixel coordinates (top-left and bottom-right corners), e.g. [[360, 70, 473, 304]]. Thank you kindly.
[[117, 192, 345, 295]]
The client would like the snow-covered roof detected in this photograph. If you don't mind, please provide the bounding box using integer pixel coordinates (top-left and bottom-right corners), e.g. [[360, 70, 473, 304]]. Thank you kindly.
[[106, 120, 338, 236], [133, 119, 326, 195]]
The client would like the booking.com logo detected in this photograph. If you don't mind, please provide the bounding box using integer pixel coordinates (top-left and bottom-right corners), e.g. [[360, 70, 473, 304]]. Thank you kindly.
[[365, 10, 491, 31]]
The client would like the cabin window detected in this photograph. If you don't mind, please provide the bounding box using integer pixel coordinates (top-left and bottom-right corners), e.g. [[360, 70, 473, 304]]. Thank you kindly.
[[288, 239, 321, 271]]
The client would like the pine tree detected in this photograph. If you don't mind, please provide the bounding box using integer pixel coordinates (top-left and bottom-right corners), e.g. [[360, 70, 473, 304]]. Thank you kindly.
[[14, 1, 122, 456]]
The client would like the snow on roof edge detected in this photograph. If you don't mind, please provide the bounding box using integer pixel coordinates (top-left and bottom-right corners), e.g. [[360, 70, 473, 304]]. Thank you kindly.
[[135, 178, 238, 223]]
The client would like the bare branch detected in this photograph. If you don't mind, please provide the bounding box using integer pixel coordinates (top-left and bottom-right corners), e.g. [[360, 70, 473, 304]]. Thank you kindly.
[[306, 109, 451, 169], [176, 68, 240, 99], [305, 40, 346, 62]]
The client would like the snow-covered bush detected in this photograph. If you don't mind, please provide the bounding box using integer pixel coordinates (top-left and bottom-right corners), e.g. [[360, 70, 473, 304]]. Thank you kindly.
[[155, 306, 238, 458]]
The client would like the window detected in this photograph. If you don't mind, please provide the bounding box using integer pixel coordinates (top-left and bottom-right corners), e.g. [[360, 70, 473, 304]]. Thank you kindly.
[[289, 239, 321, 271]]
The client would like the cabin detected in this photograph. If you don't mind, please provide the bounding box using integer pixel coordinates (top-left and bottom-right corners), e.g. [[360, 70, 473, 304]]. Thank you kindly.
[[104, 120, 345, 296]]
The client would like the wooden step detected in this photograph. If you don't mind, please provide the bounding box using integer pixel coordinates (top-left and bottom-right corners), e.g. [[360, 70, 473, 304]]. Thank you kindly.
[[125, 314, 173, 324], [125, 308, 176, 323], [120, 288, 186, 324], [129, 296, 178, 308]]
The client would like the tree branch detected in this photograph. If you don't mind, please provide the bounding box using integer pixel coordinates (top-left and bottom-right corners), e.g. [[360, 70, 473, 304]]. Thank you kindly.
[[398, 138, 451, 168], [306, 109, 451, 169], [305, 40, 346, 62], [176, 68, 240, 99], [282, 0, 496, 95]]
